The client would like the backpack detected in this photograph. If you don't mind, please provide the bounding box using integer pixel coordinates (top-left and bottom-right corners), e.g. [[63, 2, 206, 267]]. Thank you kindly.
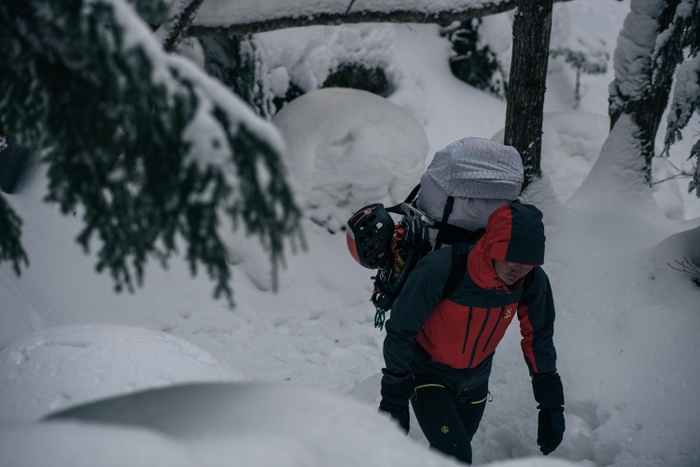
[[345, 137, 524, 329]]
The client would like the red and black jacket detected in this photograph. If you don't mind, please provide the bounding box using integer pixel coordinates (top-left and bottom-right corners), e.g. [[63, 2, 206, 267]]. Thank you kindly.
[[382, 203, 557, 391]]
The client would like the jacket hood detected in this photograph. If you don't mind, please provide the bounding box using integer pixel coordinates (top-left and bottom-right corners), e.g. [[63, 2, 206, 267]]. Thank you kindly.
[[468, 203, 545, 289]]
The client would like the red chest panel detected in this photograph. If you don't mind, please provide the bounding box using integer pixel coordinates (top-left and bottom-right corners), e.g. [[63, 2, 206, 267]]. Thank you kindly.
[[416, 299, 518, 369]]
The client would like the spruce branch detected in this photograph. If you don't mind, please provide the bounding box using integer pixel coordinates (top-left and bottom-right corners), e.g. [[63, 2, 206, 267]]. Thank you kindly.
[[0, 194, 29, 275], [0, 0, 302, 304], [690, 139, 700, 196], [550, 47, 608, 107]]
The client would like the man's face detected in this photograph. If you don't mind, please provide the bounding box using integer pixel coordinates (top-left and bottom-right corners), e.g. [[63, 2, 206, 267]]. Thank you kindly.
[[493, 259, 534, 285]]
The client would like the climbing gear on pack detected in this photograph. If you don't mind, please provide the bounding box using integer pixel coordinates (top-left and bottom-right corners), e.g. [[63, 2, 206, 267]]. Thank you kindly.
[[347, 187, 484, 330], [365, 190, 434, 329]]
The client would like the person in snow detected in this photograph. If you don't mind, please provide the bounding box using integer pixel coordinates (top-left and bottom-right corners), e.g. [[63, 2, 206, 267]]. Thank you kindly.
[[378, 202, 565, 464]]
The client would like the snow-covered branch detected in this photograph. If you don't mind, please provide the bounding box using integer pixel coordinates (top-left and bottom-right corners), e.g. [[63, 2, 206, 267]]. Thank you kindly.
[[164, 0, 206, 52], [185, 0, 572, 37]]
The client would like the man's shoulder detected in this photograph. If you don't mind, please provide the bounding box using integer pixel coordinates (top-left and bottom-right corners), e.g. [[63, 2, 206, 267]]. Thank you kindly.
[[522, 265, 552, 293], [413, 246, 453, 278], [422, 246, 453, 263], [533, 265, 551, 281]]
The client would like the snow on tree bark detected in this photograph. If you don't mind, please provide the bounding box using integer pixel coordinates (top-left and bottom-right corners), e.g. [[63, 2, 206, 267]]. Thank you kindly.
[[608, 0, 686, 185], [200, 35, 276, 119]]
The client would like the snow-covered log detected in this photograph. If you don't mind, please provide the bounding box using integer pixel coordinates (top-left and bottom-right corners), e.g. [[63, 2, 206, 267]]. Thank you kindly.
[[184, 0, 572, 37]]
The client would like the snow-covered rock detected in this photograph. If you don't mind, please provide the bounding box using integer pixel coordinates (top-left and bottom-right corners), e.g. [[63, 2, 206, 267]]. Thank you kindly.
[[3, 382, 574, 467], [0, 324, 248, 422], [272, 87, 428, 232]]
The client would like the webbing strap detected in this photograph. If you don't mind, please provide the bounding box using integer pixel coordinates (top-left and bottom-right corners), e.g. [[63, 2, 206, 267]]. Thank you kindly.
[[386, 184, 421, 214], [442, 241, 468, 300], [436, 224, 484, 244], [433, 196, 454, 251]]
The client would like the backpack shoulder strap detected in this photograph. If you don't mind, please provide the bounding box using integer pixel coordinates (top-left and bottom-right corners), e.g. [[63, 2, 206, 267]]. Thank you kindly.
[[386, 184, 421, 214], [433, 196, 455, 251], [442, 241, 469, 300]]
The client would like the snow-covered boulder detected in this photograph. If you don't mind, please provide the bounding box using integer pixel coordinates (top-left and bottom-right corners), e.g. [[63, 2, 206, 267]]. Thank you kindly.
[[272, 87, 428, 232], [0, 324, 248, 422]]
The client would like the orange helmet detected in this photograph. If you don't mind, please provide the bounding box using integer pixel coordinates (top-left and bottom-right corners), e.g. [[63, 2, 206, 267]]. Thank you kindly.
[[346, 204, 394, 269]]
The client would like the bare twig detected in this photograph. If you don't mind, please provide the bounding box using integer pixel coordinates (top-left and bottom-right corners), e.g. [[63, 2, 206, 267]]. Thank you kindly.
[[185, 0, 573, 37], [345, 0, 357, 15], [653, 157, 694, 185], [653, 172, 693, 184], [667, 257, 700, 276], [164, 0, 207, 53]]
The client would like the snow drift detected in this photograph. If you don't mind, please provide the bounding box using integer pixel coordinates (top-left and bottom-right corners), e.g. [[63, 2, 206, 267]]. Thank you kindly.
[[0, 324, 248, 422]]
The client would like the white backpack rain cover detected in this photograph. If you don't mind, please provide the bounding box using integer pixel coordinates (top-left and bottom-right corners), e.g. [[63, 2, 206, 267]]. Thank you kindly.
[[416, 137, 524, 233]]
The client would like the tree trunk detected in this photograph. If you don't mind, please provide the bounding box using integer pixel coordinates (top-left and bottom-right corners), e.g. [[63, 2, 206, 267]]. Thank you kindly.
[[503, 0, 554, 190]]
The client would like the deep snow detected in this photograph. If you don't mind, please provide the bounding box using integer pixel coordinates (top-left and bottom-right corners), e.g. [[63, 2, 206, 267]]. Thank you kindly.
[[1, 1, 700, 466]]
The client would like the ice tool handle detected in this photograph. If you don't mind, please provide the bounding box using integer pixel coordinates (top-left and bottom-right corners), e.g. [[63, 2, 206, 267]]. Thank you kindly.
[[398, 202, 438, 227]]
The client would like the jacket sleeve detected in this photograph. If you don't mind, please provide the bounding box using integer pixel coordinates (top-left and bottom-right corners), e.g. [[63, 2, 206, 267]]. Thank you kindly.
[[516, 267, 557, 376], [381, 247, 452, 384]]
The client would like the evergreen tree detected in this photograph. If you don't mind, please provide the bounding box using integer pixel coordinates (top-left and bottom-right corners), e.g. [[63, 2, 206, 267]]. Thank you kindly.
[[446, 18, 508, 99], [0, 0, 302, 304], [609, 0, 699, 188], [660, 0, 700, 197], [549, 47, 608, 108]]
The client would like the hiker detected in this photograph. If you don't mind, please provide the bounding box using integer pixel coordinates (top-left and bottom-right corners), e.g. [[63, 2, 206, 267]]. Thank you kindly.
[[378, 202, 565, 464]]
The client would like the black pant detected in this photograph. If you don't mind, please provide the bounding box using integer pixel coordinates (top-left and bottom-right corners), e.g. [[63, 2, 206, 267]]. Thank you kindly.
[[410, 379, 489, 464]]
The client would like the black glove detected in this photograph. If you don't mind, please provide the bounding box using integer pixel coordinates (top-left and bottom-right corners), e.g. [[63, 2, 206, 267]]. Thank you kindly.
[[537, 407, 565, 455], [379, 398, 410, 434], [378, 369, 413, 434], [532, 372, 565, 455]]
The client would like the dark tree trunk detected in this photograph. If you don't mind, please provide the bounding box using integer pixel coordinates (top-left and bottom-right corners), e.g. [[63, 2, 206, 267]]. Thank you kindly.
[[503, 0, 554, 190]]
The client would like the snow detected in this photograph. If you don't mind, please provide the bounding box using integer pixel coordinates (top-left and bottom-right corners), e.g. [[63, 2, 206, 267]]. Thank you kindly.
[[256, 24, 396, 94], [2, 1, 700, 466], [0, 383, 578, 467]]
